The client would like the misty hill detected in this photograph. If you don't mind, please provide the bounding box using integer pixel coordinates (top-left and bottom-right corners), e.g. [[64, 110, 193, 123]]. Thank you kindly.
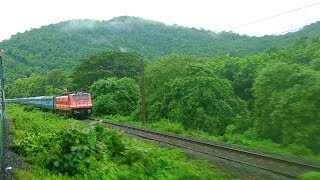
[[1, 16, 320, 81]]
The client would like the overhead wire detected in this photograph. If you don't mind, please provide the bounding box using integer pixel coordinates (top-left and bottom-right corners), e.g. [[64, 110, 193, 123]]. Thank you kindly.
[[219, 1, 320, 50], [271, 27, 303, 36], [228, 1, 320, 31], [223, 28, 305, 51]]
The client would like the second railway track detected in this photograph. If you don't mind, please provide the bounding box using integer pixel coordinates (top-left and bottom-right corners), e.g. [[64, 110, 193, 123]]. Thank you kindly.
[[86, 118, 320, 179]]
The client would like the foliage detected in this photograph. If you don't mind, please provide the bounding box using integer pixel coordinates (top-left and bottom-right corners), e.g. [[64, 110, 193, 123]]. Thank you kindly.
[[1, 17, 320, 82], [46, 69, 68, 93], [70, 50, 141, 91], [165, 75, 247, 135], [5, 69, 69, 98], [8, 104, 228, 179], [253, 62, 320, 152], [5, 74, 47, 98], [47, 124, 128, 175], [90, 77, 140, 116], [3, 17, 320, 175], [299, 171, 320, 180], [144, 55, 250, 135], [102, 115, 320, 161], [208, 54, 269, 110]]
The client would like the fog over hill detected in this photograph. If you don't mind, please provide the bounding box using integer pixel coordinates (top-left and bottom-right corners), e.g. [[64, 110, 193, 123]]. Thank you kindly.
[[0, 16, 319, 81]]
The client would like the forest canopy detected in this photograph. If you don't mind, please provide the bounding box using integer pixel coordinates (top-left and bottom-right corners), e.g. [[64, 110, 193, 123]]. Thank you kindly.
[[2, 18, 320, 155], [1, 17, 319, 81]]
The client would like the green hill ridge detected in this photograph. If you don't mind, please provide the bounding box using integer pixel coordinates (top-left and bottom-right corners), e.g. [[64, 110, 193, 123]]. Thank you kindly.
[[0, 16, 319, 81]]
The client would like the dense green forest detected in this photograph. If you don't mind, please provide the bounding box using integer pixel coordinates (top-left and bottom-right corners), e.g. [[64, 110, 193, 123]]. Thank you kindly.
[[0, 16, 320, 82], [2, 17, 320, 165], [6, 38, 320, 157]]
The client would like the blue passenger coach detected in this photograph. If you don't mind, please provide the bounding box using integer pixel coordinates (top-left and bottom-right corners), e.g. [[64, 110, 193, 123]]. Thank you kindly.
[[6, 96, 55, 110]]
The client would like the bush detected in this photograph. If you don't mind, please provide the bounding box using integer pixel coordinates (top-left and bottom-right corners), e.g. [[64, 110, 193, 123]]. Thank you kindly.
[[47, 124, 103, 175]]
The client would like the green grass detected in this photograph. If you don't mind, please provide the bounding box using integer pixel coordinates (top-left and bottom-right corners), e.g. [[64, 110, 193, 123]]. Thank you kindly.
[[7, 104, 231, 179], [98, 114, 320, 162], [299, 171, 320, 180]]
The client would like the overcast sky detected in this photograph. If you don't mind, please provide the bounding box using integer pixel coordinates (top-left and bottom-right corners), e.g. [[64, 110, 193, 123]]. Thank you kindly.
[[1, 0, 320, 41]]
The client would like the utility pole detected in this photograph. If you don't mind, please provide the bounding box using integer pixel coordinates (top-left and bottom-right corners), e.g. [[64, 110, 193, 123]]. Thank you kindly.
[[140, 58, 146, 125]]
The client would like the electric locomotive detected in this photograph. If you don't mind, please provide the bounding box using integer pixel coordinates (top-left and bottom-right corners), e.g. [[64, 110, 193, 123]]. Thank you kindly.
[[55, 92, 92, 118]]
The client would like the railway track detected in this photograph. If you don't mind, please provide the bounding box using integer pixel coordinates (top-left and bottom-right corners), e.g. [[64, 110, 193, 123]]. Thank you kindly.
[[86, 119, 320, 178]]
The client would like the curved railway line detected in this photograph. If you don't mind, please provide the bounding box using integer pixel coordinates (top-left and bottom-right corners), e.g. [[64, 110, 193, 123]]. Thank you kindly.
[[86, 119, 320, 179]]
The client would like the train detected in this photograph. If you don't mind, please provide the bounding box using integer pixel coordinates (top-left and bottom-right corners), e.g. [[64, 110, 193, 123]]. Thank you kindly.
[[5, 92, 92, 118]]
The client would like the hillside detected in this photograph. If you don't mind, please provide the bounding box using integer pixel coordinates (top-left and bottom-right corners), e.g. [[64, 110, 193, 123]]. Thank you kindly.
[[1, 16, 320, 81]]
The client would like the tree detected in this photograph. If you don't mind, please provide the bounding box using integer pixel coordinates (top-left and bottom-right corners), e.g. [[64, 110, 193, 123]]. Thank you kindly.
[[47, 69, 68, 94], [5, 74, 47, 98], [70, 51, 141, 91], [165, 75, 248, 135], [89, 77, 140, 116], [145, 55, 249, 135], [253, 62, 320, 151]]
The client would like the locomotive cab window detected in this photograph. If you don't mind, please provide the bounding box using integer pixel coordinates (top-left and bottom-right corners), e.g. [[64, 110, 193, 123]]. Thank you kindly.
[[82, 94, 89, 100], [73, 95, 81, 101]]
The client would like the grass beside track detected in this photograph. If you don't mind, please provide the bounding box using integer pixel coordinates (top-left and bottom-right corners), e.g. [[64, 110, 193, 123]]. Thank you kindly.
[[6, 104, 232, 179], [98, 115, 320, 163]]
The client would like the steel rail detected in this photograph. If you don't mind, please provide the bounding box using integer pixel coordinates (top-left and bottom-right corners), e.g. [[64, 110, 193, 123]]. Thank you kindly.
[[89, 119, 320, 178]]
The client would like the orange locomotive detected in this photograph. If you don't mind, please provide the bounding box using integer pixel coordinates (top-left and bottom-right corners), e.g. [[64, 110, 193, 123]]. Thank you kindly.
[[54, 92, 92, 118]]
